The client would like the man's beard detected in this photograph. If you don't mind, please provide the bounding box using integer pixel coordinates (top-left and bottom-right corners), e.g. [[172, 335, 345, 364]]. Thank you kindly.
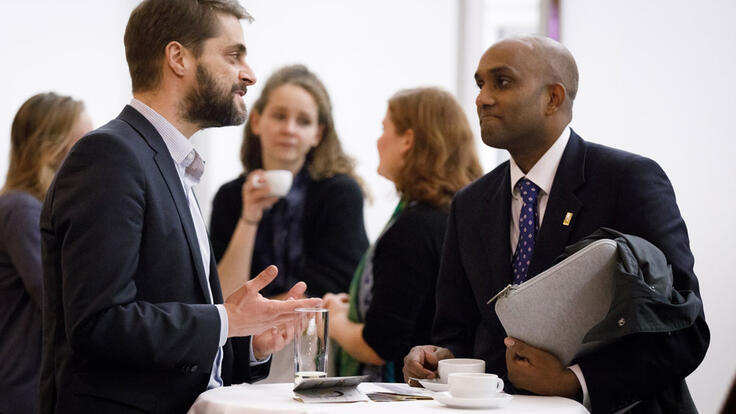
[[182, 64, 248, 128]]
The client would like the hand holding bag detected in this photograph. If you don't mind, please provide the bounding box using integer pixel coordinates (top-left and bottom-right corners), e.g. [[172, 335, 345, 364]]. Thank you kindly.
[[491, 239, 618, 366]]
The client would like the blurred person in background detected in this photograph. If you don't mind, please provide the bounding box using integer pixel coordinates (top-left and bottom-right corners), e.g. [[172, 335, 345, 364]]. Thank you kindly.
[[210, 64, 368, 381], [211, 64, 368, 300], [0, 92, 92, 414], [323, 87, 482, 382]]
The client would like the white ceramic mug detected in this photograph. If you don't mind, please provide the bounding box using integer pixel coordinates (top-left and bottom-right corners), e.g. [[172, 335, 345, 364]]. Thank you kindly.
[[437, 358, 486, 383], [448, 372, 504, 398], [253, 170, 293, 197]]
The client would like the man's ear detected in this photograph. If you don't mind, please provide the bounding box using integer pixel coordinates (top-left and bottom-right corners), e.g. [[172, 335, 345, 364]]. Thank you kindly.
[[545, 83, 567, 115], [164, 41, 189, 78]]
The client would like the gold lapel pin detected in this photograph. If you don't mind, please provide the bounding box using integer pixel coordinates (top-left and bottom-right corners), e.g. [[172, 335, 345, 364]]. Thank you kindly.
[[563, 212, 573, 226]]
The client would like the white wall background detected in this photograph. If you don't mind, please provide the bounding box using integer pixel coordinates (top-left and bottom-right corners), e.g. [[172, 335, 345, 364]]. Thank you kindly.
[[562, 1, 736, 413], [0, 1, 734, 412], [0, 0, 137, 177]]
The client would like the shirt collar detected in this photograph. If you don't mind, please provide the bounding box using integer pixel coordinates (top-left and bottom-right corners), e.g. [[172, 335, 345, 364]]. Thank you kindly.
[[510, 125, 571, 195], [129, 98, 205, 183]]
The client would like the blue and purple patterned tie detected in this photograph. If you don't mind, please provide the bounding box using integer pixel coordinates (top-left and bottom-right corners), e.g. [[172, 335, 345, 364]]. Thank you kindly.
[[512, 178, 541, 284]]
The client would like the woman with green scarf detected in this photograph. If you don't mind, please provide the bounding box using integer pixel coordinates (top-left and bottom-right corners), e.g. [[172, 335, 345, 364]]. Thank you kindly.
[[323, 87, 482, 382]]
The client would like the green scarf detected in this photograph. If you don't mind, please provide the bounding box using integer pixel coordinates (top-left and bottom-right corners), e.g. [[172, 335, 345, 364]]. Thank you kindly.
[[337, 200, 407, 378]]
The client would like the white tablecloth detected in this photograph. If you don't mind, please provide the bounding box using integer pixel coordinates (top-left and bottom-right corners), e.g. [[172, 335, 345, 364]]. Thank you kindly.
[[188, 382, 589, 414]]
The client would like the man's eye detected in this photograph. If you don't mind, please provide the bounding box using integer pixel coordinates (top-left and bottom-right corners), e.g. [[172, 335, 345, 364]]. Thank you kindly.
[[496, 78, 511, 88]]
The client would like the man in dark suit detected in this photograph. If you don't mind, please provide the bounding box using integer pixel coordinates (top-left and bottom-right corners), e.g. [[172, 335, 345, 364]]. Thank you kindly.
[[39, 1, 321, 413], [403, 36, 709, 413]]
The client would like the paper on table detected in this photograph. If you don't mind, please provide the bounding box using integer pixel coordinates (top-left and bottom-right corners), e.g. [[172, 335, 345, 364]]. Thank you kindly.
[[293, 386, 370, 403], [365, 383, 434, 401], [371, 383, 432, 396], [293, 376, 370, 403]]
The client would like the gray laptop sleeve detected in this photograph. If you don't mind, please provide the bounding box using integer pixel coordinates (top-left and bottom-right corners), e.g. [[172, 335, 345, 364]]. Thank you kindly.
[[493, 239, 618, 366]]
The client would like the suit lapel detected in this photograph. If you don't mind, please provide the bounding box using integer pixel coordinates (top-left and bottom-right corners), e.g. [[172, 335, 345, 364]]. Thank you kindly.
[[118, 106, 212, 303], [209, 245, 224, 304], [478, 165, 513, 294], [528, 131, 586, 277]]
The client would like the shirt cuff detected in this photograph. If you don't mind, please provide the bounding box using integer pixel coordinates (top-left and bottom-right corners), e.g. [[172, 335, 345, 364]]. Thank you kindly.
[[249, 338, 272, 365], [215, 304, 228, 346], [569, 364, 591, 412]]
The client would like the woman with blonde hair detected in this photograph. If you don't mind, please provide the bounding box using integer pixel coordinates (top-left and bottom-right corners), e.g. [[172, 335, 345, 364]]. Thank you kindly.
[[210, 65, 368, 380], [0, 92, 92, 414], [211, 64, 368, 301], [324, 87, 482, 382]]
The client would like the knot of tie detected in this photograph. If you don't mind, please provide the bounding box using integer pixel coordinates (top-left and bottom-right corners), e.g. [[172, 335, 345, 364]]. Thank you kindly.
[[512, 178, 541, 284], [517, 178, 541, 206]]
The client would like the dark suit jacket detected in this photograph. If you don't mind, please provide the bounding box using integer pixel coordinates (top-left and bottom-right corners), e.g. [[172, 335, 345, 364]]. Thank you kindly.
[[433, 131, 709, 414], [40, 106, 268, 414]]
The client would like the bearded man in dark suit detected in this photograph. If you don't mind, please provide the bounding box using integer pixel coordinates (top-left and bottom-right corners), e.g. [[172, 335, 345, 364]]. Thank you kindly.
[[39, 1, 321, 412]]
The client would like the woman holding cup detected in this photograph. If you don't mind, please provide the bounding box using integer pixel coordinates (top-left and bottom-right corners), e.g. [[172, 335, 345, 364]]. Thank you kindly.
[[210, 65, 368, 381], [324, 87, 482, 382], [211, 65, 368, 301]]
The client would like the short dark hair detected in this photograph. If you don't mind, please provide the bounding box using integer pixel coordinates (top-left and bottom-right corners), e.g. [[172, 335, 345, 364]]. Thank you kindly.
[[124, 0, 253, 93]]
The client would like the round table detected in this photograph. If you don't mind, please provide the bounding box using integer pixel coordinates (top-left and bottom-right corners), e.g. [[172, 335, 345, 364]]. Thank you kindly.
[[187, 382, 589, 414]]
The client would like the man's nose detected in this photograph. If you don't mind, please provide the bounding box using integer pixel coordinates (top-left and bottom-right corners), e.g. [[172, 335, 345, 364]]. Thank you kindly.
[[240, 62, 256, 86], [476, 89, 495, 108]]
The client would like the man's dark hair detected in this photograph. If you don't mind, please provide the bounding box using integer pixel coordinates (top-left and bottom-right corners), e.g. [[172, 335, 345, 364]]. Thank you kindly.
[[124, 0, 252, 93]]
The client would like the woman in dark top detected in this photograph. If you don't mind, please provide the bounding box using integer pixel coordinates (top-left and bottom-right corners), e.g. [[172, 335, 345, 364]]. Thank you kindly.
[[0, 93, 92, 414], [210, 64, 368, 300], [324, 87, 483, 382]]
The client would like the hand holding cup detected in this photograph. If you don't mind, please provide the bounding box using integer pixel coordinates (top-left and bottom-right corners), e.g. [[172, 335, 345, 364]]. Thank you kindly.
[[241, 170, 293, 225]]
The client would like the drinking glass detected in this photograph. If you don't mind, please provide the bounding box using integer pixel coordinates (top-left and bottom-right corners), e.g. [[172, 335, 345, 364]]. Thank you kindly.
[[294, 308, 328, 384]]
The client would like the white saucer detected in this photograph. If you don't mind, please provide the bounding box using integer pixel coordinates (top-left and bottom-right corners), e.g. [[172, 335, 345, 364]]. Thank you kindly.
[[434, 392, 513, 409], [417, 378, 449, 392]]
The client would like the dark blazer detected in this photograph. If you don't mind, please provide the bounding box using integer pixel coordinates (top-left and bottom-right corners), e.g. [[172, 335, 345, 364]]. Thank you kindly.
[[433, 131, 709, 414], [362, 202, 447, 380], [210, 173, 368, 298], [40, 106, 267, 414]]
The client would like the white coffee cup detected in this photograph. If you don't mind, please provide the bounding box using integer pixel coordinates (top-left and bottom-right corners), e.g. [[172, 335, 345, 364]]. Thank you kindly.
[[437, 358, 486, 383], [253, 170, 293, 197], [448, 372, 504, 398]]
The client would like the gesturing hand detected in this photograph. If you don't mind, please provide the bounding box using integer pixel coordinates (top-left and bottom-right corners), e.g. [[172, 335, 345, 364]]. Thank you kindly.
[[402, 345, 455, 382], [224, 265, 322, 338], [252, 323, 294, 361], [504, 337, 580, 398]]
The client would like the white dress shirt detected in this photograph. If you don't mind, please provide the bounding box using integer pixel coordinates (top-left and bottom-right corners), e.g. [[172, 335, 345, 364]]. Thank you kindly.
[[129, 99, 229, 389], [507, 126, 591, 410]]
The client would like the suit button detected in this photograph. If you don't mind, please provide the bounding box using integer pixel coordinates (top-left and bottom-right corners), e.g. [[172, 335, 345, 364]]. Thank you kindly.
[[189, 364, 199, 372]]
